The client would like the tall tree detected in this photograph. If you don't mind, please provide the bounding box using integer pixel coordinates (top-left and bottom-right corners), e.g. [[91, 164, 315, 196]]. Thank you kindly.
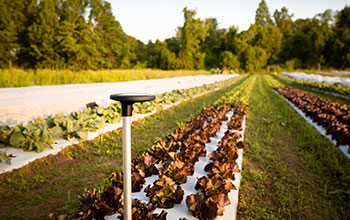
[[56, 0, 89, 69], [146, 40, 179, 70], [177, 7, 208, 69], [164, 37, 180, 55], [89, 0, 128, 69], [309, 10, 335, 70], [279, 31, 313, 68], [0, 0, 25, 67], [333, 6, 350, 68], [273, 7, 294, 38], [27, 0, 62, 68], [255, 0, 273, 26], [243, 24, 282, 67], [219, 51, 240, 70], [133, 39, 148, 67], [241, 45, 268, 72], [202, 18, 225, 68], [223, 26, 239, 53]]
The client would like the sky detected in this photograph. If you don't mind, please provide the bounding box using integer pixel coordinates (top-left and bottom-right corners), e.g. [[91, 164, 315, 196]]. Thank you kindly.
[[108, 0, 349, 43]]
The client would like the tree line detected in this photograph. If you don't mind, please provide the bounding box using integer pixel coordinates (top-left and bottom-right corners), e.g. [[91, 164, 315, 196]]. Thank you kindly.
[[0, 0, 349, 71]]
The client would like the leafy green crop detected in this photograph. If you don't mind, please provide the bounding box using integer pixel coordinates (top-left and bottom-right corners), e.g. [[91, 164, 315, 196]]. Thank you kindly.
[[158, 153, 194, 184], [70, 186, 123, 219], [186, 193, 231, 220], [214, 75, 256, 106], [117, 199, 167, 220], [0, 77, 237, 158], [144, 175, 184, 208], [276, 74, 350, 96]]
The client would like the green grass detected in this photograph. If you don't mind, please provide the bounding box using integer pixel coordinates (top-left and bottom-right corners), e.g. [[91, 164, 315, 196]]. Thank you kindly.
[[238, 74, 350, 220], [0, 75, 249, 220], [0, 68, 212, 88]]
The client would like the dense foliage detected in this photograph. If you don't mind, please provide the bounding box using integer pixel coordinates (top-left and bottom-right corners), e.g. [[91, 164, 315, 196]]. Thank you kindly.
[[1, 0, 349, 70]]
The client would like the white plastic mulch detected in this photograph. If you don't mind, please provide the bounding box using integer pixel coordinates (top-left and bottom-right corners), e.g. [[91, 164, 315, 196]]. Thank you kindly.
[[0, 112, 154, 174], [331, 71, 350, 75], [106, 110, 246, 220], [0, 75, 238, 174], [0, 74, 236, 126], [274, 90, 350, 160], [283, 79, 350, 100], [283, 72, 350, 86]]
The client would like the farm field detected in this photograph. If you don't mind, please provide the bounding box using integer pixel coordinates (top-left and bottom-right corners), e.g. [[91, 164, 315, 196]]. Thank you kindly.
[[2, 0, 350, 219], [0, 74, 349, 220], [0, 75, 247, 219]]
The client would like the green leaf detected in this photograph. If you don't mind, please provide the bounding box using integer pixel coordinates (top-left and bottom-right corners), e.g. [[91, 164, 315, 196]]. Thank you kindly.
[[46, 116, 55, 127], [9, 126, 26, 147], [92, 119, 106, 129], [33, 128, 41, 138], [0, 151, 12, 164], [66, 120, 75, 133], [77, 130, 88, 141], [49, 126, 63, 138], [96, 107, 104, 115], [41, 128, 52, 144], [0, 125, 12, 144], [35, 142, 47, 152]]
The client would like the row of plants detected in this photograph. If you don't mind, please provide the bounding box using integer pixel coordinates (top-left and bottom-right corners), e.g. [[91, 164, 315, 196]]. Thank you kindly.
[[45, 101, 247, 219], [0, 77, 240, 159], [186, 103, 247, 219], [276, 74, 350, 97], [274, 87, 350, 146], [144, 104, 232, 213], [214, 75, 256, 106]]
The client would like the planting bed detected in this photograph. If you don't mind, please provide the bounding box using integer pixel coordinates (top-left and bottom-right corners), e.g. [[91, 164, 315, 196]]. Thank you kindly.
[[0, 76, 241, 173], [46, 102, 247, 220], [274, 87, 350, 158], [331, 71, 350, 76], [274, 74, 350, 100], [283, 72, 350, 86]]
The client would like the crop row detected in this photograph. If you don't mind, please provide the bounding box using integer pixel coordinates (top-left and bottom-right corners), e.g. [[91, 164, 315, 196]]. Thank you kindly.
[[186, 103, 247, 219], [276, 74, 350, 97], [274, 87, 350, 146], [0, 77, 238, 156], [214, 75, 256, 106], [45, 102, 247, 220]]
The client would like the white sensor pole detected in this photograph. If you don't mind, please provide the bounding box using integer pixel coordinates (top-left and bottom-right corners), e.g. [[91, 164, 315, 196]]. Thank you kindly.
[[110, 93, 155, 220], [123, 116, 132, 220]]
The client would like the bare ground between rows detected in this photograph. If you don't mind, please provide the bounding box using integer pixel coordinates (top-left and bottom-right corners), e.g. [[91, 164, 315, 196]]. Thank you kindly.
[[0, 75, 247, 220]]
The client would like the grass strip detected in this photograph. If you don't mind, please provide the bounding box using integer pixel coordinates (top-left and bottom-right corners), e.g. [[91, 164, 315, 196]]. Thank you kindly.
[[238, 74, 350, 219], [0, 69, 210, 88], [0, 75, 249, 220]]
